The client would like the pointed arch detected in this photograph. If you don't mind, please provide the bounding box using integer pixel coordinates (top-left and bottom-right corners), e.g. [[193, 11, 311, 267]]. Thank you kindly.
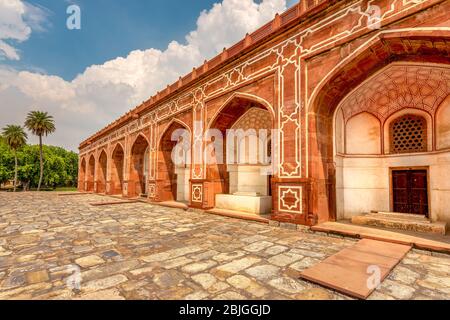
[[205, 92, 275, 207], [130, 132, 150, 151], [436, 95, 450, 150], [129, 134, 150, 198], [78, 157, 87, 191], [308, 30, 450, 223], [110, 143, 125, 195], [111, 141, 125, 157], [157, 117, 192, 148], [345, 112, 382, 155], [86, 154, 95, 192], [97, 149, 108, 193], [207, 92, 275, 131], [157, 119, 192, 202], [97, 148, 107, 162], [308, 29, 450, 115]]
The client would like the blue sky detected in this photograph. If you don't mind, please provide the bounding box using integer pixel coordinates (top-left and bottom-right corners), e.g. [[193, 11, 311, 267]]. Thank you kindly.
[[0, 0, 293, 150], [5, 0, 225, 80]]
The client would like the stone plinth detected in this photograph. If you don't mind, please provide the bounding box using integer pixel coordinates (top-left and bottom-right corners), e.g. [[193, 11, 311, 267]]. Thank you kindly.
[[215, 194, 272, 215]]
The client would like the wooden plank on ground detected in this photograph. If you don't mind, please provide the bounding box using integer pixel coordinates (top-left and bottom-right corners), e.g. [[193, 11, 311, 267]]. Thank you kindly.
[[299, 239, 412, 299]]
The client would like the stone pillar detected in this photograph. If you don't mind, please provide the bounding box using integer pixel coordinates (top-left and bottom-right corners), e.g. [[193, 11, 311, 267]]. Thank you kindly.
[[123, 134, 131, 198], [270, 43, 310, 225], [147, 121, 158, 202], [189, 98, 207, 209]]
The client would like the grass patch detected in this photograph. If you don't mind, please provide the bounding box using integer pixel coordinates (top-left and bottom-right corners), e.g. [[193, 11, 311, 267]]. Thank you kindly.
[[1, 187, 78, 192]]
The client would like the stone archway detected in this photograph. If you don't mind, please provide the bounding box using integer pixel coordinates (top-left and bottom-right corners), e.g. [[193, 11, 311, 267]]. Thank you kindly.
[[78, 158, 86, 191], [308, 31, 450, 224], [334, 63, 450, 221], [97, 150, 107, 194], [129, 135, 150, 198], [87, 155, 95, 192], [157, 120, 191, 202], [206, 95, 274, 214], [110, 143, 124, 195]]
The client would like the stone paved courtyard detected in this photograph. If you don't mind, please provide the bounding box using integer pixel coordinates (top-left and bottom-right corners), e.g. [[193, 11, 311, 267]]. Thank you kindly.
[[0, 192, 449, 300]]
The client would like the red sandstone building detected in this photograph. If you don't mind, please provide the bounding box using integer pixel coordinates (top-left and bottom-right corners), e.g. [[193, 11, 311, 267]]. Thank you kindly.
[[78, 0, 450, 230]]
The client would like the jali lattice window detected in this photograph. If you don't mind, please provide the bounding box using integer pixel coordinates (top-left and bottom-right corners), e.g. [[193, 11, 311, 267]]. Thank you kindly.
[[390, 114, 427, 154]]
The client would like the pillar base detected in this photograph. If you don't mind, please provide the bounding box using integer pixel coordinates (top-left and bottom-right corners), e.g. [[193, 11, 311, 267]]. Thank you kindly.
[[270, 179, 314, 226], [215, 194, 272, 214]]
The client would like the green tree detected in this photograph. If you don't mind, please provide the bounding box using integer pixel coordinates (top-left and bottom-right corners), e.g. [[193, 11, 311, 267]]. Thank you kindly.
[[65, 151, 79, 186], [24, 111, 56, 191], [17, 145, 39, 190], [15, 145, 79, 190], [1, 125, 28, 192], [0, 137, 13, 185]]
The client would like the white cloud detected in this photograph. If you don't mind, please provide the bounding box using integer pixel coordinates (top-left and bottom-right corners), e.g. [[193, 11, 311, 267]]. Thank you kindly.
[[0, 0, 49, 60], [0, 0, 288, 150]]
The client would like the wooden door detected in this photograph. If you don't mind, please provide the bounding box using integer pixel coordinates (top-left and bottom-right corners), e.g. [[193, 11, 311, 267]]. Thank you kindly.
[[392, 170, 428, 216]]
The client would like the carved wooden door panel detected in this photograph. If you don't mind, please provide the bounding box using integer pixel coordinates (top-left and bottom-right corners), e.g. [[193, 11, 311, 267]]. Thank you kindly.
[[392, 170, 428, 216]]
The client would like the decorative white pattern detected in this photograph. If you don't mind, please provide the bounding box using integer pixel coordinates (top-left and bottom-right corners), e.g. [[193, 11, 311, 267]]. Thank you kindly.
[[79, 0, 433, 185], [148, 183, 156, 198], [278, 185, 303, 214], [192, 184, 203, 203]]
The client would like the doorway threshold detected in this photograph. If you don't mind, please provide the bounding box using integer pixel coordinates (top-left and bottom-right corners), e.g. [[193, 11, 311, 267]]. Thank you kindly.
[[351, 212, 446, 235]]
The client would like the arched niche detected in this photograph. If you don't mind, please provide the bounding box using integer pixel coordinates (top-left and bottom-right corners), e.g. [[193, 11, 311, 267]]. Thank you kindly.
[[346, 112, 381, 155], [97, 150, 107, 193], [129, 134, 150, 198], [383, 108, 433, 154], [111, 143, 125, 195], [436, 95, 450, 150], [157, 120, 191, 202], [79, 158, 86, 191], [87, 155, 95, 192]]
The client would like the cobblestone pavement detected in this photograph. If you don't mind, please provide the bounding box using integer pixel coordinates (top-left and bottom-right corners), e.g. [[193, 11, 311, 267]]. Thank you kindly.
[[0, 192, 449, 300]]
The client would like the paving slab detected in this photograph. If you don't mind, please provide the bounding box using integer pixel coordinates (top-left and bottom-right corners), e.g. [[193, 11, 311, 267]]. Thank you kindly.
[[0, 192, 449, 300], [300, 239, 412, 299]]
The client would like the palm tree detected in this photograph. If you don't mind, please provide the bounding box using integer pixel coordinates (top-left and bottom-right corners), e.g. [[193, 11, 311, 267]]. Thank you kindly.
[[2, 125, 28, 192], [25, 111, 56, 191]]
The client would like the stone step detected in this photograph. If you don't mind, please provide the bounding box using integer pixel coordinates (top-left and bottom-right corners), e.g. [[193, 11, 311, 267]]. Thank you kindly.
[[363, 214, 430, 225], [370, 211, 429, 222], [351, 213, 447, 235], [206, 208, 270, 224], [215, 194, 272, 215], [152, 201, 189, 211]]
